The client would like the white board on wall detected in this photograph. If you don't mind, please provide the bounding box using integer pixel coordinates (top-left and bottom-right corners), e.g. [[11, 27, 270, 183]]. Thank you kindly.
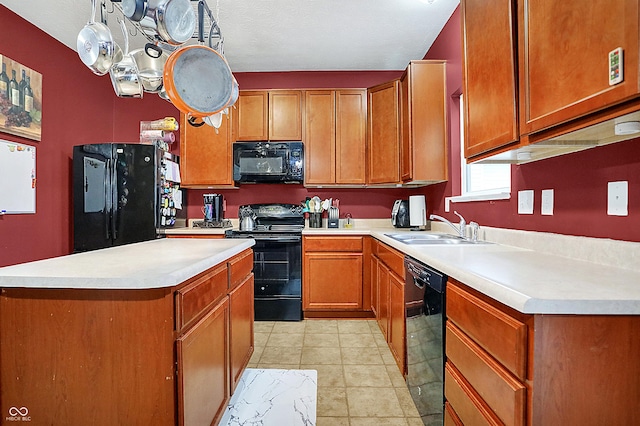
[[0, 139, 36, 214]]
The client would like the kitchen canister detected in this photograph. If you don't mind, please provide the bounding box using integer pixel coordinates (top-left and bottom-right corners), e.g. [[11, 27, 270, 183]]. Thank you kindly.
[[309, 212, 322, 228]]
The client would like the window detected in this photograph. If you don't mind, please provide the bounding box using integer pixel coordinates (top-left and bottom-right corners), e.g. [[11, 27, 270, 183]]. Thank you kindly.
[[447, 95, 510, 208]]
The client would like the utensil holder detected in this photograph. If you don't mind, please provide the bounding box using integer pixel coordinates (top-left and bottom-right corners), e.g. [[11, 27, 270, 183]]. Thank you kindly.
[[309, 212, 322, 228]]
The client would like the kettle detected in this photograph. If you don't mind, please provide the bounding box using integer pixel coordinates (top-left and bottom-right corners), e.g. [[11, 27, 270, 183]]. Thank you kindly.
[[239, 205, 256, 231], [240, 215, 255, 231]]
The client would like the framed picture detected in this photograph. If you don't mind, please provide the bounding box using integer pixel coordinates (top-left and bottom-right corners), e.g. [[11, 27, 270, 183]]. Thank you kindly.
[[0, 54, 42, 142]]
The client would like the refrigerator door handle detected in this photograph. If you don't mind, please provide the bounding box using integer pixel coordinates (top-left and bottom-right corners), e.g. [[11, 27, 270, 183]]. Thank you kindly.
[[111, 159, 118, 240], [104, 159, 111, 240]]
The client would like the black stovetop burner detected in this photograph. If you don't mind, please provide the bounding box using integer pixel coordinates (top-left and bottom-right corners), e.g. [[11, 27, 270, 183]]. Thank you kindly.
[[229, 203, 306, 235]]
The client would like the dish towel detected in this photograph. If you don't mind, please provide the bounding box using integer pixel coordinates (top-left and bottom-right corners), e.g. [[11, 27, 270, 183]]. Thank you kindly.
[[220, 368, 318, 425]]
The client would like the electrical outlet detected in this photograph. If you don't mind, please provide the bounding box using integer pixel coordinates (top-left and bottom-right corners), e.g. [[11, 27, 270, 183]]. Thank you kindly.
[[518, 190, 534, 215], [607, 181, 628, 216], [541, 189, 554, 215]]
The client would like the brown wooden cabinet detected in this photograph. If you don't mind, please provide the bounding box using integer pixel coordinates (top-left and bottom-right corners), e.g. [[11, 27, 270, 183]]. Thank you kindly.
[[400, 60, 448, 184], [177, 296, 230, 426], [234, 90, 302, 141], [371, 240, 406, 374], [303, 236, 364, 312], [229, 273, 254, 393], [520, 0, 640, 135], [461, 0, 519, 159], [367, 80, 401, 184], [304, 90, 367, 186], [445, 278, 640, 425], [179, 112, 235, 188], [463, 0, 640, 161]]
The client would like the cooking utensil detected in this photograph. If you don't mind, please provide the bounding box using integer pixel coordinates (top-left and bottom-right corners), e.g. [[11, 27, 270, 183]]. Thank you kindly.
[[121, 0, 147, 22], [141, 0, 196, 46], [76, 0, 117, 76], [130, 43, 168, 93], [163, 45, 234, 117], [109, 20, 143, 98]]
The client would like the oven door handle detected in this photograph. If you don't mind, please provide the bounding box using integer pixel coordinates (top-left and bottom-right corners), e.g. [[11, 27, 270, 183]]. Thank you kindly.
[[250, 236, 302, 243]]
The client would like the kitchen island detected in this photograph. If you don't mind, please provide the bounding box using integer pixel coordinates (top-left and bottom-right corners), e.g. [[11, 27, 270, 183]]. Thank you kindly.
[[0, 238, 255, 426]]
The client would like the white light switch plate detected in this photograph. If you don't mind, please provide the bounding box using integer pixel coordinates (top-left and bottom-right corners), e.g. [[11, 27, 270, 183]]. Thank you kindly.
[[518, 190, 534, 215], [541, 189, 554, 215], [607, 181, 628, 216]]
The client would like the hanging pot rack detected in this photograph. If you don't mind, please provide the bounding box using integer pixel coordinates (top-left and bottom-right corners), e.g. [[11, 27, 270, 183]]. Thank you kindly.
[[108, 0, 224, 53]]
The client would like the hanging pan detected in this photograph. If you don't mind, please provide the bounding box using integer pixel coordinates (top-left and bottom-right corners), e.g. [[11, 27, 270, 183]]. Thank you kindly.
[[76, 0, 117, 76], [163, 45, 234, 118]]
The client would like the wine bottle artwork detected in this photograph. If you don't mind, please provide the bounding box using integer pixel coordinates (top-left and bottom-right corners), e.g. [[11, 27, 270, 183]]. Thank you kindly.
[[0, 54, 42, 141]]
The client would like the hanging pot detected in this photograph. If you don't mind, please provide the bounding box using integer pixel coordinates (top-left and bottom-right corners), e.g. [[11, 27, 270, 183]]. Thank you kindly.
[[130, 43, 168, 93], [76, 0, 117, 76], [109, 20, 143, 98], [121, 0, 147, 22], [140, 0, 196, 46], [163, 45, 234, 117]]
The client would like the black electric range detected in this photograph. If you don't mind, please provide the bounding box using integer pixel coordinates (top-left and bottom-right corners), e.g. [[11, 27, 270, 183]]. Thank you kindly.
[[225, 204, 305, 321]]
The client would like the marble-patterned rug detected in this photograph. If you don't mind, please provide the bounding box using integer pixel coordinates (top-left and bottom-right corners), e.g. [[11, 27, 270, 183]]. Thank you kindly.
[[220, 369, 318, 425]]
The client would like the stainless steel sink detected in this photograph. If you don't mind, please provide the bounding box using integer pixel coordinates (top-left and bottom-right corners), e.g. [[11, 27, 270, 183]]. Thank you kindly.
[[384, 233, 490, 245]]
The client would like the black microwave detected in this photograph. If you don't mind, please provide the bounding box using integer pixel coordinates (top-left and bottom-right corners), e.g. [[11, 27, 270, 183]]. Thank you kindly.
[[233, 141, 304, 184]]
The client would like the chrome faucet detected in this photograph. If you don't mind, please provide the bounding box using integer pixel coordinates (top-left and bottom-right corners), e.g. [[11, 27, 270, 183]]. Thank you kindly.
[[429, 211, 467, 238]]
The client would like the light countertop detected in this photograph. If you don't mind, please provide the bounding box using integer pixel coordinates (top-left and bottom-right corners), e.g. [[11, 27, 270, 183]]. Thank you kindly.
[[164, 220, 640, 315], [0, 238, 255, 290]]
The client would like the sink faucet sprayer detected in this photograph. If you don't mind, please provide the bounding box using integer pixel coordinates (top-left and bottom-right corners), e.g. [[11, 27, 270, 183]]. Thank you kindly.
[[428, 211, 468, 239]]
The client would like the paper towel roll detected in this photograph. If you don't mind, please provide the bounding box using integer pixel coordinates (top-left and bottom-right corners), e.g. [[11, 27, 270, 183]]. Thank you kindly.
[[409, 195, 427, 227]]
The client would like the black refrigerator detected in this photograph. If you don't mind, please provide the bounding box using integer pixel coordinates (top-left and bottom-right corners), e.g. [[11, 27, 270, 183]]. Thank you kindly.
[[73, 143, 182, 252]]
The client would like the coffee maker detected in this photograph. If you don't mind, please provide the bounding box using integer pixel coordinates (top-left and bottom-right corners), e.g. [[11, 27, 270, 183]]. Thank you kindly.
[[196, 193, 231, 228]]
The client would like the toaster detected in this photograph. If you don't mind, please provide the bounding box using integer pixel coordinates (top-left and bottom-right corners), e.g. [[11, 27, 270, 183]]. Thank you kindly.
[[391, 199, 411, 228]]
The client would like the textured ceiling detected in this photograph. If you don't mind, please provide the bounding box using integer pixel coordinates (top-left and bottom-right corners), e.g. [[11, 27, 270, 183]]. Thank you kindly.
[[3, 0, 459, 72]]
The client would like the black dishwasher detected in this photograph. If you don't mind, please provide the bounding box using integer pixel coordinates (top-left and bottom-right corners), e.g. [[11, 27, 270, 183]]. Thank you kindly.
[[404, 256, 447, 425]]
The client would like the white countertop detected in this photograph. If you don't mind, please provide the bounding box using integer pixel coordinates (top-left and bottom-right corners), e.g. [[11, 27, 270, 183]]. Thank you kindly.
[[163, 221, 640, 315], [0, 238, 255, 290]]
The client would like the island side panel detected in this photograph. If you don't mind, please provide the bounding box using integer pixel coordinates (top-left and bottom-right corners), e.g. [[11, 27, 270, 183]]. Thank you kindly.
[[0, 287, 176, 425]]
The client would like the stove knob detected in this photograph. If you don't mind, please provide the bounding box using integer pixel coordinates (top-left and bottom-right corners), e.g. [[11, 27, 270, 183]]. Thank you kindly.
[[260, 286, 266, 291]]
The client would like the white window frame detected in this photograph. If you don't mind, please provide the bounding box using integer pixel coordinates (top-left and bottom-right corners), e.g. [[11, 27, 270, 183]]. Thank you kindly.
[[445, 95, 511, 212]]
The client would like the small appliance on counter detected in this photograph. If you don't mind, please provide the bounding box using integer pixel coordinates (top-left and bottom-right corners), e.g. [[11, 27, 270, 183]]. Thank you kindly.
[[391, 199, 411, 228], [193, 193, 231, 228], [327, 206, 339, 228]]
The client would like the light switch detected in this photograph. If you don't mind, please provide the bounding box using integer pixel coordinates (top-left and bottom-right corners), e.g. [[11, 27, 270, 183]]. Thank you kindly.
[[607, 181, 628, 216], [541, 189, 554, 215], [518, 190, 534, 215]]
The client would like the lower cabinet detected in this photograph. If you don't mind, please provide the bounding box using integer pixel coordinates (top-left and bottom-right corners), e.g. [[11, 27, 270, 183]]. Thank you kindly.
[[177, 297, 230, 426], [302, 236, 367, 314], [229, 272, 255, 393], [371, 239, 406, 375], [445, 279, 640, 425], [174, 249, 254, 426]]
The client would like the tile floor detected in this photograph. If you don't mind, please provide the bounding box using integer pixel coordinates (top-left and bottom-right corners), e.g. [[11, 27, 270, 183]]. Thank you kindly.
[[248, 319, 425, 426]]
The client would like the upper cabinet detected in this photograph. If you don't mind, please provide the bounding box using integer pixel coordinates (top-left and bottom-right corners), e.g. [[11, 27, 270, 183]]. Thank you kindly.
[[368, 80, 401, 184], [461, 0, 519, 158], [233, 90, 303, 141], [520, 0, 639, 134], [179, 113, 236, 188], [463, 0, 640, 162], [305, 90, 367, 186], [400, 60, 448, 184]]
